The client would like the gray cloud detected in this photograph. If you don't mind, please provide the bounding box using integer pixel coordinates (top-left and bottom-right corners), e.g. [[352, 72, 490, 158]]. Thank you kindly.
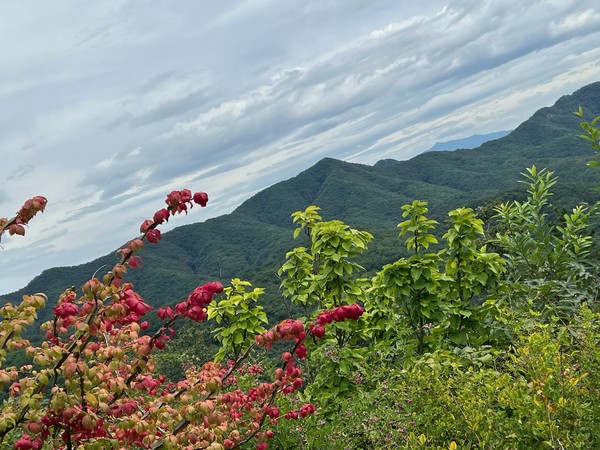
[[1, 0, 600, 294], [5, 164, 35, 181]]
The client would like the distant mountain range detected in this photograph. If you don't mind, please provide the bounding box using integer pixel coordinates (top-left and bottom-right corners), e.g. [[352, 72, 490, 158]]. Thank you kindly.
[[426, 130, 511, 152], [3, 81, 600, 330]]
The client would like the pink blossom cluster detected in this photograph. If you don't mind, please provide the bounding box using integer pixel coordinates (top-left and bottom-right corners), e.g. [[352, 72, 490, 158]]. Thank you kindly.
[[116, 285, 152, 325], [284, 403, 315, 420], [53, 291, 79, 321], [0, 195, 47, 237], [254, 319, 306, 348], [157, 281, 224, 323], [137, 190, 209, 246], [309, 304, 364, 338]]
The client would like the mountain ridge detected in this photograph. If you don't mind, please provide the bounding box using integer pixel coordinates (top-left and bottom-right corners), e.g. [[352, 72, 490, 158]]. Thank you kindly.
[[2, 81, 600, 327], [426, 130, 511, 152]]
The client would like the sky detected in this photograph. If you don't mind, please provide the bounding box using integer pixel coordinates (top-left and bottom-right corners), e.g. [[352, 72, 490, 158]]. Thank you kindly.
[[1, 0, 600, 295]]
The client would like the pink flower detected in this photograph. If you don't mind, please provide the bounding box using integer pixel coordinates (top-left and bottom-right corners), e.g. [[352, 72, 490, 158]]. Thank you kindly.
[[295, 343, 307, 360], [140, 219, 154, 233], [153, 208, 169, 224], [54, 302, 78, 319], [175, 302, 188, 316], [186, 305, 207, 322], [203, 281, 224, 293], [128, 256, 141, 269], [8, 224, 25, 236], [310, 324, 325, 339], [14, 435, 42, 450], [146, 228, 161, 243], [193, 192, 209, 207], [180, 189, 192, 203], [157, 307, 174, 320], [165, 190, 181, 207]]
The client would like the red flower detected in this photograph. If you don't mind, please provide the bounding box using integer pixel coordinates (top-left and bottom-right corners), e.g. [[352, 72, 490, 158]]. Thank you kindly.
[[180, 189, 192, 203], [193, 192, 209, 207], [128, 256, 141, 269], [139, 219, 153, 233], [153, 208, 169, 224], [146, 228, 161, 243], [157, 307, 174, 320], [310, 324, 325, 339], [54, 302, 78, 319], [295, 343, 307, 359]]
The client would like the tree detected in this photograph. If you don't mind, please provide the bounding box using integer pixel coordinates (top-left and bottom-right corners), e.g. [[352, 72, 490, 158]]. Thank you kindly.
[[0, 191, 319, 450]]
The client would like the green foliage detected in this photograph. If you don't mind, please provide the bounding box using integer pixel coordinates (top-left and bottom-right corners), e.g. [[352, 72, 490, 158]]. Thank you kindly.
[[207, 278, 268, 361], [398, 200, 439, 252], [275, 143, 600, 448], [290, 205, 322, 239], [370, 252, 444, 354], [439, 207, 505, 345], [493, 166, 600, 317], [277, 247, 315, 307], [279, 206, 373, 311], [575, 105, 600, 164], [370, 201, 446, 354], [301, 343, 368, 406], [370, 202, 505, 353], [275, 305, 600, 449], [154, 324, 219, 381], [278, 207, 373, 408]]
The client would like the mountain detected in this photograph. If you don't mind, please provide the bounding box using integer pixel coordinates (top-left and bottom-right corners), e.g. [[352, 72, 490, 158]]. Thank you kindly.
[[2, 81, 600, 330], [426, 131, 511, 152]]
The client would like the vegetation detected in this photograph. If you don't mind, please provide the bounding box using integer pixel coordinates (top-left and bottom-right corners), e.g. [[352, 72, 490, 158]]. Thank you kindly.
[[1, 83, 600, 449], [4, 83, 600, 330], [269, 106, 600, 449], [0, 191, 321, 450]]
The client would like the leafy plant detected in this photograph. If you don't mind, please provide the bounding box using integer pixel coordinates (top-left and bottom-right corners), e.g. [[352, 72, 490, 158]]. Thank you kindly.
[[0, 192, 319, 450], [493, 166, 600, 317], [207, 278, 268, 362]]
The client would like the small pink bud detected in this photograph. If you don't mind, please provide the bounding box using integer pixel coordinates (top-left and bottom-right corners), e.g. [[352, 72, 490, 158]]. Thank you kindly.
[[146, 228, 161, 243], [193, 192, 209, 207], [140, 219, 154, 233], [153, 208, 169, 224], [180, 189, 192, 202]]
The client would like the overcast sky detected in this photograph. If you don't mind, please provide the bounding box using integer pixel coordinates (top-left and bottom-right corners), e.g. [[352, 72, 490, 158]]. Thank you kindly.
[[2, 0, 600, 295]]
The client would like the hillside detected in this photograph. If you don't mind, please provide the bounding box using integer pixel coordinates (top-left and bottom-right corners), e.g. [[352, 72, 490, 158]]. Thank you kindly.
[[2, 81, 600, 326]]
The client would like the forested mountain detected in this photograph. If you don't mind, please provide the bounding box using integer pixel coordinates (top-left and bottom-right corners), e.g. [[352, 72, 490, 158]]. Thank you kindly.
[[3, 82, 600, 450], [3, 81, 600, 324]]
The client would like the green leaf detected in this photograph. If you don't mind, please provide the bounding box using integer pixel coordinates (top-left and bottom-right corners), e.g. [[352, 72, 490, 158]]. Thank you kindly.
[[333, 321, 352, 331], [232, 332, 244, 345]]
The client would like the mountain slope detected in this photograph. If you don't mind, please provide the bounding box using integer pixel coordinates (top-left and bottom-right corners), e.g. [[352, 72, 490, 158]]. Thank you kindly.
[[2, 82, 600, 327]]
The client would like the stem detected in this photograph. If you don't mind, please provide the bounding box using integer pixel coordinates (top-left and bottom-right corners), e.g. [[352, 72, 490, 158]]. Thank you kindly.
[[232, 338, 305, 450], [109, 314, 182, 406], [418, 316, 424, 355], [0, 329, 14, 353], [0, 293, 104, 440], [148, 342, 258, 449]]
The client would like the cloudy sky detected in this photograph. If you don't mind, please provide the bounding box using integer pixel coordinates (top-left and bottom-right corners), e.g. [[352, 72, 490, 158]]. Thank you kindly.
[[1, 0, 600, 295]]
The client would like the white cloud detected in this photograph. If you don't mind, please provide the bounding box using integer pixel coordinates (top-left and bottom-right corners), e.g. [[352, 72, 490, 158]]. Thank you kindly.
[[1, 0, 600, 294]]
